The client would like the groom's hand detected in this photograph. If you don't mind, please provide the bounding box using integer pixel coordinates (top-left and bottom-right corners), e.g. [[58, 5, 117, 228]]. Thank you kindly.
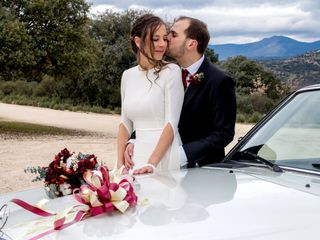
[[124, 143, 135, 169]]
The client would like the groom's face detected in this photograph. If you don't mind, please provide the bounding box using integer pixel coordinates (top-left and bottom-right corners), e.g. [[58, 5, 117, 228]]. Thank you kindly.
[[167, 19, 189, 60]]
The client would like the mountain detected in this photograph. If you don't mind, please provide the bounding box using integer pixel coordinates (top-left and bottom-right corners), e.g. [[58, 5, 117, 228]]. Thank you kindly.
[[258, 50, 320, 90], [210, 36, 320, 60]]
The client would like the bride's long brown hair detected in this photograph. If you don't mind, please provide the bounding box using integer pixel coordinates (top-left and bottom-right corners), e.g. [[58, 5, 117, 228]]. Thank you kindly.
[[130, 14, 168, 78]]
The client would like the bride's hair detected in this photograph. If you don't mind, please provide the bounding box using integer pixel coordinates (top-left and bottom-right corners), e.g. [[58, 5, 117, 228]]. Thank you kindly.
[[130, 13, 168, 78]]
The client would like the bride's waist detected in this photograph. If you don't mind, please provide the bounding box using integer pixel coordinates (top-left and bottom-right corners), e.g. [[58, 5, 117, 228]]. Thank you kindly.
[[135, 128, 162, 142], [135, 128, 180, 142], [135, 127, 163, 132], [134, 129, 181, 157]]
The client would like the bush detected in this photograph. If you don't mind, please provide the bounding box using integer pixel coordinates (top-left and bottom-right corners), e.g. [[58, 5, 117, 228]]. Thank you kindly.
[[33, 76, 56, 97], [0, 81, 16, 95], [0, 80, 33, 96], [237, 95, 254, 114], [248, 112, 263, 123], [237, 93, 278, 116], [0, 80, 36, 96], [236, 113, 246, 123], [14, 80, 34, 96], [236, 112, 263, 123], [249, 94, 276, 113]]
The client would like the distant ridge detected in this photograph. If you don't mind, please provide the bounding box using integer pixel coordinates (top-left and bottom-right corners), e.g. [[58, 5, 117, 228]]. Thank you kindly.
[[210, 36, 320, 60], [258, 50, 320, 90]]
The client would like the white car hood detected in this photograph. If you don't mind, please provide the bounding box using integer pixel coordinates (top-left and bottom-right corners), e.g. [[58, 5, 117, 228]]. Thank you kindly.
[[1, 167, 320, 240]]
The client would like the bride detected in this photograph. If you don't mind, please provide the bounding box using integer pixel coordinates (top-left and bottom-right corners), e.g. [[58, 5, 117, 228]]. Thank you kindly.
[[116, 13, 184, 175]]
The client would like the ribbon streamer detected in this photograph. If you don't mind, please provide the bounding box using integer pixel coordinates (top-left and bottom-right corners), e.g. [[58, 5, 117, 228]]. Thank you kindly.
[[5, 166, 137, 239]]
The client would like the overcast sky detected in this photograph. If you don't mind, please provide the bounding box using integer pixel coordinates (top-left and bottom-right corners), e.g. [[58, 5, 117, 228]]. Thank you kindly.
[[87, 0, 320, 44]]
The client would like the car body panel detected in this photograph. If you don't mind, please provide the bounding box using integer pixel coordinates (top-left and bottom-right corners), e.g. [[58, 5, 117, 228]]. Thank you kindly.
[[1, 167, 320, 240], [2, 85, 320, 239]]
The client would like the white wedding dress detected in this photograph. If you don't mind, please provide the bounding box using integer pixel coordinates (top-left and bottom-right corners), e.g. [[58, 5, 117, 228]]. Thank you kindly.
[[120, 63, 184, 172]]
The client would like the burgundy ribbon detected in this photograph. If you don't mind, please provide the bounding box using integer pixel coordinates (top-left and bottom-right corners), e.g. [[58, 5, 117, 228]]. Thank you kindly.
[[9, 198, 88, 240], [7, 166, 137, 239], [74, 166, 137, 216]]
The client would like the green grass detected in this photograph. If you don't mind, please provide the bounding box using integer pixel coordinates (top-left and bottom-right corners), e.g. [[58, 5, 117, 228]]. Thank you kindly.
[[0, 121, 89, 136], [0, 94, 120, 114]]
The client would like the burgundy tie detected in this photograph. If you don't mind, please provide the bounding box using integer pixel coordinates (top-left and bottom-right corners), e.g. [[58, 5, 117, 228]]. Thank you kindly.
[[181, 69, 189, 89]]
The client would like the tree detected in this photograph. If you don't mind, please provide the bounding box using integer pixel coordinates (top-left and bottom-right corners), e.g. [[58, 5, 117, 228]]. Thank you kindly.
[[221, 56, 286, 99], [0, 4, 35, 81], [2, 0, 97, 83], [82, 9, 146, 108], [205, 48, 219, 63]]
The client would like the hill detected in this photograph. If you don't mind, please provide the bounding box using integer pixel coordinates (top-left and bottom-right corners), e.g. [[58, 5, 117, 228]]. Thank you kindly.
[[258, 50, 320, 90], [210, 36, 320, 60]]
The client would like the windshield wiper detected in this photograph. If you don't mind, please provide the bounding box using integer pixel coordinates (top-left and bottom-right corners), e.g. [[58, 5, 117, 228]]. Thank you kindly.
[[231, 150, 283, 173], [312, 163, 320, 169]]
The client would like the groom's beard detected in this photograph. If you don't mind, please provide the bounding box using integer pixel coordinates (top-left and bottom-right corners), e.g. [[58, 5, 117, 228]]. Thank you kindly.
[[167, 40, 187, 60]]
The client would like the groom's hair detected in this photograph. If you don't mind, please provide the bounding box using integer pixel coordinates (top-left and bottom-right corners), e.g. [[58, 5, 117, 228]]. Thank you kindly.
[[175, 16, 210, 55]]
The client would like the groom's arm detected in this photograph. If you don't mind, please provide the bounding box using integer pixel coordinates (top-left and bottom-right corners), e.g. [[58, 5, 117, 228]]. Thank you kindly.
[[129, 131, 136, 140]]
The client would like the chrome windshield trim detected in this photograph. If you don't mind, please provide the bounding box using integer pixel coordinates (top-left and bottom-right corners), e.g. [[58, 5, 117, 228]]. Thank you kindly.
[[279, 166, 320, 176], [203, 165, 320, 177]]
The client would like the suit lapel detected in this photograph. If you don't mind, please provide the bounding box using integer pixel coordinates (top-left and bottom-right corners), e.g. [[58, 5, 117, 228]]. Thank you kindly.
[[183, 57, 209, 107]]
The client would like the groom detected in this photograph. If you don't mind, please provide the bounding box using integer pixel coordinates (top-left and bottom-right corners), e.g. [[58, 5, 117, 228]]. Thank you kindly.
[[126, 16, 236, 170]]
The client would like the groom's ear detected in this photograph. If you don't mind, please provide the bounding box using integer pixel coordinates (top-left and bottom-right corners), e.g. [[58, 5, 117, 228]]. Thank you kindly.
[[134, 36, 141, 49], [186, 39, 198, 51]]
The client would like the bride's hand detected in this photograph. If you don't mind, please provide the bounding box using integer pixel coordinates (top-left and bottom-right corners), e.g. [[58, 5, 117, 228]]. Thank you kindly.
[[124, 143, 135, 169], [121, 167, 129, 175], [133, 163, 156, 175], [116, 165, 129, 175]]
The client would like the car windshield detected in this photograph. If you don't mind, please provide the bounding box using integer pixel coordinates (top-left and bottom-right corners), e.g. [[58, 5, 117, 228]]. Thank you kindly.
[[234, 89, 320, 173]]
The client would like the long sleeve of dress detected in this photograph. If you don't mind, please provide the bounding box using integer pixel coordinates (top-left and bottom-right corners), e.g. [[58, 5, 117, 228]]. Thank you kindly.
[[120, 71, 133, 135], [164, 64, 184, 132]]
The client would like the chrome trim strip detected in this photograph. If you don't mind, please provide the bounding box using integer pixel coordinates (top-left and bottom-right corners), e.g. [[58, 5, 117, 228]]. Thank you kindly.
[[204, 164, 320, 176], [276, 166, 320, 176]]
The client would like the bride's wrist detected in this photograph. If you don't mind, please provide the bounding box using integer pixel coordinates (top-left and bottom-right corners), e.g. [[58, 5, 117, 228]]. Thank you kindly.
[[117, 160, 125, 169], [144, 163, 156, 172]]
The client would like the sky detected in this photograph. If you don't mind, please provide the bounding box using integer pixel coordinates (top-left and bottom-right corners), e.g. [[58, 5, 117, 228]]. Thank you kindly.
[[86, 0, 320, 45]]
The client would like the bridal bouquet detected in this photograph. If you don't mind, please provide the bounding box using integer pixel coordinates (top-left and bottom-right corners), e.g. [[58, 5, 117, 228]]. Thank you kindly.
[[25, 148, 99, 198]]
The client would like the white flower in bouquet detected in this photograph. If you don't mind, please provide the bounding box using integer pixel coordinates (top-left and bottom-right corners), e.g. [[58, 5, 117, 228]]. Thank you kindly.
[[66, 155, 78, 169]]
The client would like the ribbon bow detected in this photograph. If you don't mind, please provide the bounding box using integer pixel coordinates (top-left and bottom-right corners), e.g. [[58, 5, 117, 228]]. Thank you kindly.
[[5, 166, 137, 240], [73, 166, 138, 216]]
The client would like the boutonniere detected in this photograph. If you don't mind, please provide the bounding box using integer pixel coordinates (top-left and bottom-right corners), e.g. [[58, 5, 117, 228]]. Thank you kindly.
[[189, 72, 204, 85]]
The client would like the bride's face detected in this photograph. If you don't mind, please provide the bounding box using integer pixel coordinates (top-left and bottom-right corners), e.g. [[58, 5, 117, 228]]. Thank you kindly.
[[148, 24, 168, 60], [140, 24, 168, 61]]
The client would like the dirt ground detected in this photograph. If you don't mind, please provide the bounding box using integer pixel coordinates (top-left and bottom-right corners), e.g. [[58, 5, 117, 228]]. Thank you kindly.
[[0, 103, 253, 194]]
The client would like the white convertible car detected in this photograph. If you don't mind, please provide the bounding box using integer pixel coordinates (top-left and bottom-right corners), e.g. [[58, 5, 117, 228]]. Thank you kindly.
[[1, 84, 320, 239]]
